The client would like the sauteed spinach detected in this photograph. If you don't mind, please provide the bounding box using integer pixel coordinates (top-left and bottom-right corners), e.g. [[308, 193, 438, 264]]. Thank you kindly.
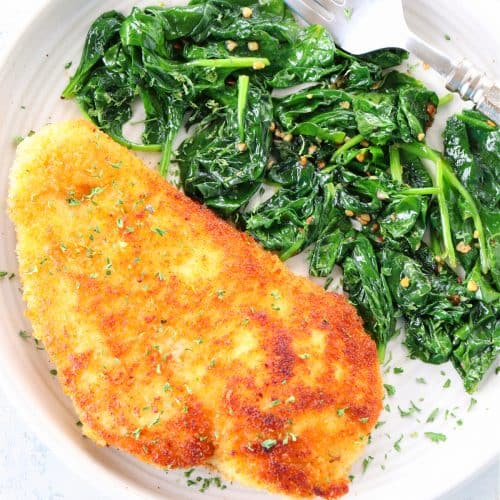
[[64, 0, 499, 392]]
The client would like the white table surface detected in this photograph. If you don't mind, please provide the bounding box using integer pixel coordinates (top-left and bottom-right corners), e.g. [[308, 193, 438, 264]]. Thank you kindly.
[[0, 1, 498, 499]]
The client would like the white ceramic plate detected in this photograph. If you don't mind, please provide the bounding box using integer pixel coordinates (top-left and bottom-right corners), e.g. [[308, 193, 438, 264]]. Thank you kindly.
[[0, 1, 498, 499]]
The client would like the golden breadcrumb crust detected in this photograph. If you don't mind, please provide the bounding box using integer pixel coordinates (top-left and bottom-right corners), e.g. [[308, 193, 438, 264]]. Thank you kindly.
[[8, 120, 382, 498]]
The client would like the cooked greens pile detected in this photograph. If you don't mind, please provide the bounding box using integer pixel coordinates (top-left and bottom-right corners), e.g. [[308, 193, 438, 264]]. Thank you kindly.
[[64, 0, 499, 392]]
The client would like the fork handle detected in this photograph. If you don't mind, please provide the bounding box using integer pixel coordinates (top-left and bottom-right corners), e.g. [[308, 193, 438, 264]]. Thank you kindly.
[[406, 34, 500, 124], [445, 60, 500, 124]]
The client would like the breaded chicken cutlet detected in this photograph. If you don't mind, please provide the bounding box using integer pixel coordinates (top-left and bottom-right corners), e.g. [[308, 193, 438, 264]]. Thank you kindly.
[[8, 120, 382, 498]]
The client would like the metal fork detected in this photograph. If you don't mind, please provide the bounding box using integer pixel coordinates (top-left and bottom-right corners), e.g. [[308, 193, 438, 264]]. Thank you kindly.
[[285, 0, 500, 123]]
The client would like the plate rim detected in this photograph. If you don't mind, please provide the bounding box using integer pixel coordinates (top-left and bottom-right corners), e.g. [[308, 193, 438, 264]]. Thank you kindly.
[[0, 1, 498, 499]]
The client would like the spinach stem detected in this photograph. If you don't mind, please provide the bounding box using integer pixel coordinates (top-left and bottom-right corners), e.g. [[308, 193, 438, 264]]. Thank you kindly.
[[377, 343, 386, 364], [329, 133, 364, 163], [430, 229, 443, 257], [400, 142, 489, 272], [456, 113, 496, 130], [159, 133, 175, 177], [399, 142, 457, 268], [112, 135, 163, 152], [389, 145, 402, 183], [186, 57, 270, 69], [237, 75, 250, 143], [401, 142, 488, 272], [435, 156, 457, 268], [280, 236, 306, 261], [77, 98, 163, 152], [438, 93, 453, 107], [401, 187, 440, 196], [441, 163, 489, 273]]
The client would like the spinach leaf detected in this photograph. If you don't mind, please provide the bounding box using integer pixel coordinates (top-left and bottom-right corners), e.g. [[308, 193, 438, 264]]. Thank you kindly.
[[343, 235, 396, 359], [379, 192, 428, 253], [451, 301, 500, 393], [244, 164, 321, 258], [381, 249, 431, 313], [358, 48, 408, 69], [308, 183, 354, 277], [274, 88, 354, 131], [352, 92, 397, 145], [269, 25, 337, 87], [62, 11, 125, 98], [404, 316, 453, 364], [396, 86, 438, 141], [178, 82, 273, 215], [443, 110, 500, 287]]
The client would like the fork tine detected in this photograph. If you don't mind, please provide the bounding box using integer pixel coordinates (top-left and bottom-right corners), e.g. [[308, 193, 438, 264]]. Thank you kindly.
[[285, 0, 335, 24], [314, 0, 341, 13], [324, 0, 346, 6]]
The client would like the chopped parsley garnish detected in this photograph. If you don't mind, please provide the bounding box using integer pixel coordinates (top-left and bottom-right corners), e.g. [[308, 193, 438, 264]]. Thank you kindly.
[[467, 397, 477, 412], [383, 383, 396, 396], [152, 227, 166, 236], [86, 186, 105, 199], [185, 471, 226, 492], [336, 407, 348, 416], [426, 408, 439, 423], [261, 439, 277, 450], [424, 432, 447, 443], [104, 257, 113, 275], [359, 417, 369, 423], [285, 395, 295, 404], [398, 401, 421, 417], [393, 367, 404, 374], [374, 420, 386, 429], [416, 377, 427, 384], [362, 455, 373, 472], [298, 353, 310, 359], [217, 289, 226, 299], [393, 434, 403, 452], [184, 468, 195, 478], [49, 369, 57, 376], [64, 61, 72, 69], [443, 379, 451, 388], [116, 218, 124, 228], [344, 7, 353, 19], [270, 399, 281, 407], [0, 271, 8, 278], [132, 427, 142, 440], [19, 330, 31, 340], [66, 197, 80, 206], [149, 412, 163, 427]]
